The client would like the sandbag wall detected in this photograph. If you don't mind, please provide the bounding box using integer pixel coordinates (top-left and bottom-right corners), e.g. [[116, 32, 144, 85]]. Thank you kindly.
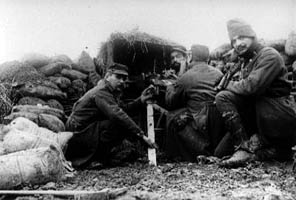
[[1, 51, 101, 130], [23, 51, 101, 116], [0, 117, 74, 189]]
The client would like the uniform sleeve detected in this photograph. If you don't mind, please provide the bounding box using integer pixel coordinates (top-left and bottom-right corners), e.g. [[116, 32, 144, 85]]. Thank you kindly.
[[165, 81, 186, 110], [94, 91, 143, 135], [120, 97, 143, 113], [226, 51, 282, 95]]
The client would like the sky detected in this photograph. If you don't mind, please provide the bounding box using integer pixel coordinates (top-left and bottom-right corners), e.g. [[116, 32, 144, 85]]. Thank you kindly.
[[0, 0, 295, 63]]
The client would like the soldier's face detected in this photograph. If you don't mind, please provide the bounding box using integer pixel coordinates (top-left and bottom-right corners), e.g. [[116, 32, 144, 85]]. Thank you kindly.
[[232, 36, 254, 55], [107, 73, 127, 92], [170, 51, 187, 75]]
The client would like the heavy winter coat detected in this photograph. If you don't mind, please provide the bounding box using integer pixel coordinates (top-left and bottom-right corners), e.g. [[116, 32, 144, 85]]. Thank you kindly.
[[165, 62, 225, 161], [226, 46, 296, 148]]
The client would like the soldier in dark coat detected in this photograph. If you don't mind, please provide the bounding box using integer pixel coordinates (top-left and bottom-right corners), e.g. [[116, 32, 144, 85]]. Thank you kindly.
[[165, 44, 225, 161], [216, 18, 296, 167], [65, 63, 157, 168]]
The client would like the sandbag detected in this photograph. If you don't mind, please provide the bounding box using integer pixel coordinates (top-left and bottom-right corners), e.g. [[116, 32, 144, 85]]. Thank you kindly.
[[47, 99, 64, 111], [5, 112, 65, 133], [74, 51, 95, 74], [5, 117, 73, 150], [4, 112, 39, 124], [11, 105, 65, 121], [210, 43, 232, 60], [285, 31, 296, 56], [22, 53, 51, 69], [48, 76, 71, 89], [0, 129, 60, 155], [39, 113, 65, 132], [50, 54, 73, 65], [61, 69, 88, 80], [15, 82, 67, 100], [71, 79, 87, 96], [17, 96, 46, 106], [36, 79, 60, 90], [0, 145, 68, 189], [39, 62, 71, 76]]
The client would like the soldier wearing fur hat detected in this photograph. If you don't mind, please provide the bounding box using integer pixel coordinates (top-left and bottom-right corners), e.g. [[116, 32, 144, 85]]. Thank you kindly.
[[215, 18, 296, 167], [65, 63, 157, 169], [165, 44, 225, 161]]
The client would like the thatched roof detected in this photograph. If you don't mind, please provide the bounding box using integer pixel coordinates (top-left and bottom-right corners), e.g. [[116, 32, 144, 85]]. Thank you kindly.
[[97, 31, 183, 70], [108, 30, 181, 47]]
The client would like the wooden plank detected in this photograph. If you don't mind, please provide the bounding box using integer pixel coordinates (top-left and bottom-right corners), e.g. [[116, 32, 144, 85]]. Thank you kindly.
[[147, 103, 157, 166], [0, 188, 127, 200]]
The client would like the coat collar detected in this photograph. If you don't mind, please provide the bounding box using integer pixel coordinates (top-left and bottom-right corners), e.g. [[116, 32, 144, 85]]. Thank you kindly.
[[188, 61, 208, 70]]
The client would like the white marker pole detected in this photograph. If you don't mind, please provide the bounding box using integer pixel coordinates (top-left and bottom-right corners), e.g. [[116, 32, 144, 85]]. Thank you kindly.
[[147, 102, 157, 166]]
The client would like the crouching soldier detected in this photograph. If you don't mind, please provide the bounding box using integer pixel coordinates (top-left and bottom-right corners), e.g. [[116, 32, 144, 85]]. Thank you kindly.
[[216, 18, 296, 167], [165, 44, 226, 161], [65, 63, 157, 168]]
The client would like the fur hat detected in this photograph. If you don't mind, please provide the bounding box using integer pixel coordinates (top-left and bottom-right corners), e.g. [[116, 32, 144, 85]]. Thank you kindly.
[[191, 44, 209, 62], [227, 18, 256, 41], [108, 63, 128, 76]]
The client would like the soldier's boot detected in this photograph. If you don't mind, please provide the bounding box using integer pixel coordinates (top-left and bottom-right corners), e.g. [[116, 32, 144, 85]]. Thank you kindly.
[[219, 112, 257, 168]]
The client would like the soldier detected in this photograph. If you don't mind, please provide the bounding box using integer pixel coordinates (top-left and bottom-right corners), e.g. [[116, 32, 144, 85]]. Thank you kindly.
[[65, 63, 157, 168], [216, 18, 296, 167], [166, 45, 188, 77], [165, 44, 225, 161]]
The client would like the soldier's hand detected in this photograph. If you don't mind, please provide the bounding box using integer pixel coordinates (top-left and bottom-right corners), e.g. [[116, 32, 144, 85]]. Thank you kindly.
[[140, 85, 155, 103], [142, 135, 158, 149], [163, 69, 177, 79]]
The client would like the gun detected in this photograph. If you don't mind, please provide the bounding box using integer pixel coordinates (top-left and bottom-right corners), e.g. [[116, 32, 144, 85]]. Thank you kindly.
[[215, 58, 243, 91]]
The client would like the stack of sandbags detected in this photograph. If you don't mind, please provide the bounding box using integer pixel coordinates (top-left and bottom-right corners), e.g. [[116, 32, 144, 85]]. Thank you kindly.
[[0, 117, 74, 189], [0, 60, 67, 128], [5, 104, 66, 133], [63, 51, 101, 115], [1, 117, 73, 153], [0, 61, 65, 130], [25, 51, 101, 115], [24, 55, 73, 116]]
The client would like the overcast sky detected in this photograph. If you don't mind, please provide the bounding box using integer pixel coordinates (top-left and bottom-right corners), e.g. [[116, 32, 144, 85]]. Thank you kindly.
[[0, 0, 295, 63]]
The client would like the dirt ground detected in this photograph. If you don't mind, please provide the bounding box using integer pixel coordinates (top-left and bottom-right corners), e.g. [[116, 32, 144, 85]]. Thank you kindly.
[[3, 140, 295, 200], [40, 157, 296, 200]]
